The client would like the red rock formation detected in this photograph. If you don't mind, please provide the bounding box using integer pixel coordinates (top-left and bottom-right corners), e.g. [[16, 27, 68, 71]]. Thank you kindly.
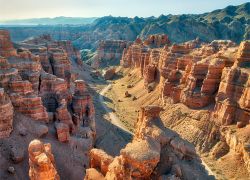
[[55, 122, 70, 143], [143, 34, 171, 48], [39, 72, 71, 103], [213, 41, 250, 127], [102, 67, 116, 80], [0, 31, 96, 147], [121, 37, 238, 110], [29, 47, 53, 74], [0, 56, 19, 89], [89, 149, 114, 175], [72, 80, 95, 130], [121, 43, 150, 69], [0, 88, 14, 138], [8, 79, 49, 122], [86, 105, 209, 179], [48, 48, 71, 87], [0, 30, 17, 58], [28, 139, 59, 180], [92, 40, 127, 68], [55, 99, 74, 132], [85, 168, 105, 180], [0, 31, 49, 121], [120, 36, 250, 175]]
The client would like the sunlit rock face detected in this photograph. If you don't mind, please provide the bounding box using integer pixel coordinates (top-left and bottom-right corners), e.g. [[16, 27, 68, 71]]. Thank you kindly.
[[28, 139, 59, 180], [0, 30, 96, 146], [120, 36, 250, 174], [0, 30, 49, 122], [85, 105, 209, 179], [0, 30, 17, 58], [121, 36, 250, 128], [0, 88, 13, 138], [213, 41, 250, 128], [91, 40, 128, 68]]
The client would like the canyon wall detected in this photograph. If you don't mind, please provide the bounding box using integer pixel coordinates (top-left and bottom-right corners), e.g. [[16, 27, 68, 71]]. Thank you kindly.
[[121, 35, 250, 175], [0, 30, 96, 179], [91, 40, 128, 68], [0, 30, 95, 145], [85, 105, 210, 179]]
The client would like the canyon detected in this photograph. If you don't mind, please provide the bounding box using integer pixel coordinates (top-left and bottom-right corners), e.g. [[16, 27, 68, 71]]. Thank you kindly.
[[0, 2, 249, 180], [0, 30, 96, 179], [0, 30, 250, 179], [102, 34, 250, 179], [1, 3, 249, 49]]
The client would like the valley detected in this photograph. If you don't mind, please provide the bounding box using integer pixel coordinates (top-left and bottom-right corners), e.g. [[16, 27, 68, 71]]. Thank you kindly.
[[0, 2, 249, 180]]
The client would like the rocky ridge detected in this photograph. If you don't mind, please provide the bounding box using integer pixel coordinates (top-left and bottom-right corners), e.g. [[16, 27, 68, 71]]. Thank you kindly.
[[90, 40, 128, 68], [121, 35, 250, 176], [0, 30, 96, 179], [85, 105, 211, 179]]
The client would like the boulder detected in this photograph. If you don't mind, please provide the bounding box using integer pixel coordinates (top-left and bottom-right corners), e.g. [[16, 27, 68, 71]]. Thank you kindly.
[[125, 91, 131, 98], [55, 122, 70, 143], [28, 139, 59, 180], [10, 146, 25, 163], [35, 124, 48, 138], [103, 68, 116, 80]]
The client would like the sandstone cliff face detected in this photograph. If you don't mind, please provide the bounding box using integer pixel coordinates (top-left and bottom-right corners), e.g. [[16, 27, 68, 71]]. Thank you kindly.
[[213, 41, 250, 127], [0, 30, 96, 146], [28, 139, 59, 180], [0, 30, 17, 57], [121, 36, 250, 175], [85, 105, 210, 179], [0, 32, 49, 122], [91, 40, 128, 68], [72, 80, 95, 130], [143, 34, 171, 48], [121, 36, 246, 114], [0, 88, 13, 138]]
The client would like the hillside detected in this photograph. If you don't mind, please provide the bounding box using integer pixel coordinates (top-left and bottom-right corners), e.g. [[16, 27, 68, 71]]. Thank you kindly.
[[0, 2, 249, 49], [0, 16, 97, 25]]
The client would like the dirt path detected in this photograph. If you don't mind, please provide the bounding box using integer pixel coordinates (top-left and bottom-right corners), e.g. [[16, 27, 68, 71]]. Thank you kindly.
[[99, 82, 216, 179], [99, 84, 132, 135]]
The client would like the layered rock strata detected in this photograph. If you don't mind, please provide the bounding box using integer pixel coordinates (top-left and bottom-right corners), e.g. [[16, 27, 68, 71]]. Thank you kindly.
[[0, 30, 96, 145], [0, 30, 17, 57], [92, 40, 128, 68], [121, 35, 250, 175], [121, 36, 249, 122], [0, 36, 49, 122], [213, 41, 250, 127], [85, 105, 210, 179], [0, 88, 13, 138]]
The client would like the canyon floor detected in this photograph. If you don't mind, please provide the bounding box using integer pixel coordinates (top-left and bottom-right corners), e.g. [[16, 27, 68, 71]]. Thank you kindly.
[[73, 63, 132, 156], [100, 67, 250, 180]]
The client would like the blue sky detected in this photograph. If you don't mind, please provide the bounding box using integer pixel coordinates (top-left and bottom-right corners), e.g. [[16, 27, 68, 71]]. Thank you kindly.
[[0, 0, 248, 20]]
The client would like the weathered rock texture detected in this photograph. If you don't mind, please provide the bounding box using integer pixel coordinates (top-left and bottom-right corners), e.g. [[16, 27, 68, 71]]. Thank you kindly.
[[0, 30, 17, 57], [28, 139, 59, 180], [0, 30, 96, 146], [121, 36, 250, 124], [85, 105, 210, 179], [0, 31, 49, 122], [213, 41, 250, 127], [102, 67, 116, 80], [91, 40, 128, 68], [0, 88, 13, 138], [121, 35, 250, 175]]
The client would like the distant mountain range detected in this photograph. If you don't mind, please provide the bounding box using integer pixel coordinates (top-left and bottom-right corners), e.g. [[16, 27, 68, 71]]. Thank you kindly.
[[0, 17, 97, 25], [0, 2, 249, 48]]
